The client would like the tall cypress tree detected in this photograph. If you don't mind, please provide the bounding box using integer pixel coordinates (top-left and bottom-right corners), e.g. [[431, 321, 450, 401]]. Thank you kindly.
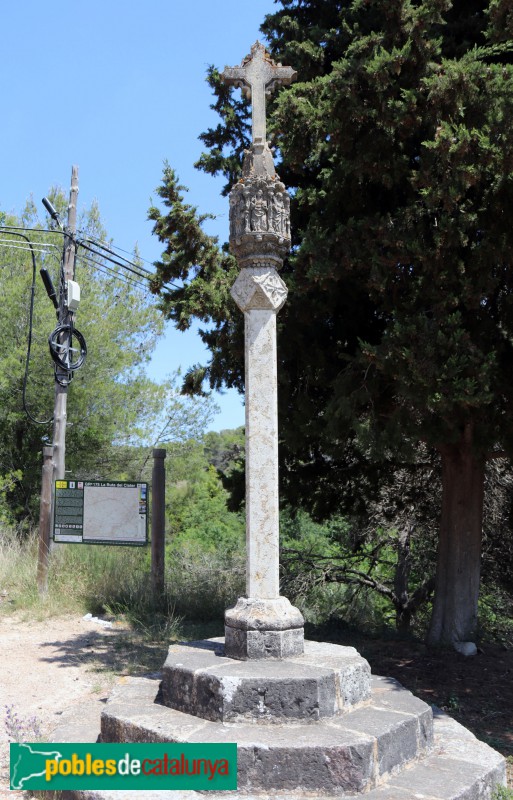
[[150, 0, 513, 646]]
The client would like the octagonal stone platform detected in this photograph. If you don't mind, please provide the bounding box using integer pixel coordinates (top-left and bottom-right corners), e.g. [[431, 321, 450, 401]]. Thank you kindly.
[[101, 669, 434, 795], [161, 639, 371, 723], [56, 654, 506, 799]]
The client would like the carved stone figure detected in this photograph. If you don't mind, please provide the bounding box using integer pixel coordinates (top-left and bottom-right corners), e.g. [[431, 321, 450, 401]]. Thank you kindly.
[[251, 190, 268, 232], [243, 191, 251, 233], [271, 192, 286, 235]]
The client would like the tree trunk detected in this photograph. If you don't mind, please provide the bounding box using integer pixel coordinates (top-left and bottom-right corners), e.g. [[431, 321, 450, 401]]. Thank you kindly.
[[394, 522, 412, 634], [427, 426, 485, 646]]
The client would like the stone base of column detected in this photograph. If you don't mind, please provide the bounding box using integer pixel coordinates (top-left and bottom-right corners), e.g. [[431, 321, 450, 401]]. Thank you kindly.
[[224, 596, 304, 660]]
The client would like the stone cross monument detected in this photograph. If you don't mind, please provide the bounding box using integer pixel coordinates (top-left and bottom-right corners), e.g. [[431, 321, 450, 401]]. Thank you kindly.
[[93, 41, 507, 798], [221, 41, 305, 660]]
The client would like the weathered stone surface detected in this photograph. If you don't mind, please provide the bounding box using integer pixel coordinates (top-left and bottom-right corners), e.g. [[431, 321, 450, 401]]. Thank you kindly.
[[298, 641, 371, 708], [58, 672, 506, 800], [102, 678, 376, 793], [224, 624, 304, 660], [224, 252, 305, 660], [231, 267, 288, 313], [100, 671, 437, 793], [343, 706, 420, 777], [160, 639, 370, 721], [221, 43, 306, 661], [224, 596, 304, 631], [371, 675, 434, 750], [222, 41, 296, 147], [229, 181, 291, 267]]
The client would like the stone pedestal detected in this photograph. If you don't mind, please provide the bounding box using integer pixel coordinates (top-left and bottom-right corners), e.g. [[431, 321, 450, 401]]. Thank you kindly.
[[224, 596, 304, 660], [95, 639, 506, 798], [161, 639, 371, 722]]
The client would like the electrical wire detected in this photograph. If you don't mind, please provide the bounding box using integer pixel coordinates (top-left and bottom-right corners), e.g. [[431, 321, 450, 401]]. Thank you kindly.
[[78, 250, 148, 287], [83, 233, 158, 269], [83, 235, 183, 291], [83, 236, 156, 275], [0, 224, 66, 238], [79, 240, 158, 283], [0, 240, 59, 257], [76, 252, 151, 291], [0, 231, 53, 425], [2, 224, 184, 293], [49, 324, 87, 371]]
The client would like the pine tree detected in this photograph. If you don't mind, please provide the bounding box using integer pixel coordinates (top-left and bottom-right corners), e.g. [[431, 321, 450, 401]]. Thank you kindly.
[[150, 0, 513, 646]]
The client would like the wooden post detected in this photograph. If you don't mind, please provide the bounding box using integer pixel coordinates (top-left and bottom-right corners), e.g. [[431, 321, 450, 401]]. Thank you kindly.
[[52, 165, 79, 482], [151, 448, 167, 598], [37, 446, 54, 594]]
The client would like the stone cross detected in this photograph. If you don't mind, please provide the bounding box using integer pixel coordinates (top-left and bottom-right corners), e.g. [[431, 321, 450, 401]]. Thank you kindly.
[[222, 43, 304, 661], [222, 41, 297, 146]]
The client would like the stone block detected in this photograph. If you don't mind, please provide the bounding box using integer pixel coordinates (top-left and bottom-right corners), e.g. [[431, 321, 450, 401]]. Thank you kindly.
[[384, 756, 505, 800], [342, 706, 420, 777], [224, 625, 304, 660], [102, 681, 376, 794], [295, 641, 372, 707], [371, 676, 434, 750], [160, 639, 371, 723]]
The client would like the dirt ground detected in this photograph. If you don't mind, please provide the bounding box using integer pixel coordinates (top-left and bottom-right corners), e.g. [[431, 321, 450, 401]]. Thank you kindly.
[[0, 614, 511, 799], [0, 613, 167, 800]]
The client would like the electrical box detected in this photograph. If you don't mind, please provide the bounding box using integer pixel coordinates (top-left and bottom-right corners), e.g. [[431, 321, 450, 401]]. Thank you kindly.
[[67, 280, 81, 311]]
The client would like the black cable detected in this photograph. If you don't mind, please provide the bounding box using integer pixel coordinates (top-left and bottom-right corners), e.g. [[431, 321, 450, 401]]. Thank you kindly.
[[77, 252, 150, 290], [0, 232, 53, 425], [79, 240, 152, 281], [3, 224, 183, 292], [83, 237, 155, 276], [83, 234, 158, 269], [49, 324, 87, 371], [82, 236, 182, 291], [1, 224, 66, 239]]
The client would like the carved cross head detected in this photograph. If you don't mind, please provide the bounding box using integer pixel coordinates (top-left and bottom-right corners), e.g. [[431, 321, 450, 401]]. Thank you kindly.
[[222, 41, 297, 146]]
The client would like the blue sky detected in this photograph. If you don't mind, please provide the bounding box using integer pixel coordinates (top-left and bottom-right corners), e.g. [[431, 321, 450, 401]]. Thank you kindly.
[[1, 0, 278, 431]]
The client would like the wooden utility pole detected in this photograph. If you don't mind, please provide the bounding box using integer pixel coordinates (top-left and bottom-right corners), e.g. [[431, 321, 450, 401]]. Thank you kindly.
[[151, 448, 167, 598], [37, 446, 54, 594], [52, 165, 79, 481]]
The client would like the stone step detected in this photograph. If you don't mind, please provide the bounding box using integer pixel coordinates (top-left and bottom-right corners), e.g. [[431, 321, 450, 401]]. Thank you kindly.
[[51, 671, 506, 800], [53, 706, 506, 800], [161, 638, 371, 723], [100, 674, 433, 794]]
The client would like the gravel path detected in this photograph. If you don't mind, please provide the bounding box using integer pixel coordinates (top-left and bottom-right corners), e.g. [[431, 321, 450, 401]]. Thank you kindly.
[[0, 613, 122, 800]]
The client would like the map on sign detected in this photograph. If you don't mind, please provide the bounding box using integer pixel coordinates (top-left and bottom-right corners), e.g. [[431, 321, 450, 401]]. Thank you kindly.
[[53, 481, 148, 546]]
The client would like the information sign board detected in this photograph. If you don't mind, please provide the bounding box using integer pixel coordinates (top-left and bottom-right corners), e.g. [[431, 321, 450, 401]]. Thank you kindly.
[[53, 480, 148, 546]]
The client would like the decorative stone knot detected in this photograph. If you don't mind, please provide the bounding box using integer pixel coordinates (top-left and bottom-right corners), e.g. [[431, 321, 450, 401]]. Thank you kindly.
[[229, 176, 291, 268], [231, 267, 288, 313]]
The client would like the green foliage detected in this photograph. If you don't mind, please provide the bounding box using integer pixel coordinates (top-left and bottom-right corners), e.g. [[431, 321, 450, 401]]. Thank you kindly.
[[280, 506, 434, 632], [478, 584, 513, 646], [0, 194, 218, 523], [167, 463, 244, 556], [166, 548, 244, 623], [148, 165, 244, 395], [150, 0, 513, 473], [493, 785, 513, 800]]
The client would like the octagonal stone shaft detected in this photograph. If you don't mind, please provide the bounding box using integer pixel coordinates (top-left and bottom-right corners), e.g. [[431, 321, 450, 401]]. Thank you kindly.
[[245, 307, 280, 598]]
